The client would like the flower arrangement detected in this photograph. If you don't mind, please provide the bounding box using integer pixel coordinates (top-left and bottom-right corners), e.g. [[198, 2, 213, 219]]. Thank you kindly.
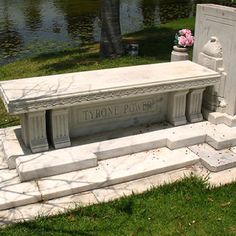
[[174, 29, 194, 48]]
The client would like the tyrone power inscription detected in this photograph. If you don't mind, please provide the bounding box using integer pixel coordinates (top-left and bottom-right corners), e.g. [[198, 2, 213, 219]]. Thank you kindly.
[[71, 97, 165, 124], [83, 101, 154, 121]]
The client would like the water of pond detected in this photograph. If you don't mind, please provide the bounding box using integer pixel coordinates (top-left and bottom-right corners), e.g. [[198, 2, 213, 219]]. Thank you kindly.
[[0, 0, 194, 65]]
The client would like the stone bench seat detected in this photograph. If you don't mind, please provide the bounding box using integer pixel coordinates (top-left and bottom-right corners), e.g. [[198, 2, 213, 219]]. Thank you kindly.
[[0, 61, 220, 153]]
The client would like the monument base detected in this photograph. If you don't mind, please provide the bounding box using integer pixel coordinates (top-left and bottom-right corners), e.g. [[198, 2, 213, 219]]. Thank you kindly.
[[2, 121, 236, 211], [203, 109, 236, 127]]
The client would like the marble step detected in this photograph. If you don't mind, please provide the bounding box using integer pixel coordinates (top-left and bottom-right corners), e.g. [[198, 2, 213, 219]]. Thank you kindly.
[[206, 124, 236, 150], [0, 147, 199, 210], [4, 122, 236, 182], [16, 148, 98, 182], [189, 143, 236, 172], [37, 147, 199, 201], [75, 122, 208, 161], [0, 144, 8, 170], [0, 180, 41, 211], [2, 127, 31, 169], [15, 123, 207, 182], [79, 123, 236, 157], [0, 130, 8, 170]]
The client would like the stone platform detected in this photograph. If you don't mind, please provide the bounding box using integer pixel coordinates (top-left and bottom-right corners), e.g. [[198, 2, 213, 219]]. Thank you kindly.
[[0, 61, 220, 153], [1, 160, 236, 227], [2, 3, 236, 227], [2, 121, 236, 182], [1, 121, 236, 218]]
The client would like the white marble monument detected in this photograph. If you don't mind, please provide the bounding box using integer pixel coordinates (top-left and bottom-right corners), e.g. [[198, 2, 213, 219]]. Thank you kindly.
[[193, 4, 236, 118], [1, 4, 236, 214], [0, 61, 220, 153]]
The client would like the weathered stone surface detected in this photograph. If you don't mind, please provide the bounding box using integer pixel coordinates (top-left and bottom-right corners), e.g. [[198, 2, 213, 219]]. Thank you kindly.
[[16, 148, 98, 182], [203, 109, 236, 127], [171, 46, 189, 62], [0, 182, 41, 211], [0, 61, 219, 114], [2, 127, 31, 169], [0, 122, 208, 184], [91, 131, 167, 160], [1, 163, 236, 226], [0, 169, 20, 188], [167, 90, 188, 126], [193, 4, 236, 116], [37, 147, 199, 201], [68, 94, 168, 137], [0, 191, 98, 226], [0, 130, 8, 170], [48, 108, 71, 149], [20, 111, 49, 153], [197, 37, 227, 113], [81, 122, 209, 160], [186, 88, 205, 122], [146, 167, 194, 187], [166, 123, 206, 149], [93, 178, 152, 203], [205, 166, 236, 187], [3, 121, 236, 183], [0, 61, 220, 153], [0, 129, 4, 141], [206, 124, 236, 149], [0, 145, 8, 170], [189, 143, 236, 172]]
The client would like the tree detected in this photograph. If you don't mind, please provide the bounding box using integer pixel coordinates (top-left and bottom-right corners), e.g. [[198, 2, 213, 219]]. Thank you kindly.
[[100, 0, 124, 58]]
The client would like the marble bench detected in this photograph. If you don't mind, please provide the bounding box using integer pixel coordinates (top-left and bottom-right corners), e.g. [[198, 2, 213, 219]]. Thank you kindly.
[[0, 61, 220, 153]]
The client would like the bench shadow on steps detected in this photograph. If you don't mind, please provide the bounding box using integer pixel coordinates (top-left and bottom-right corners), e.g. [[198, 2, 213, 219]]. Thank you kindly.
[[71, 121, 172, 147]]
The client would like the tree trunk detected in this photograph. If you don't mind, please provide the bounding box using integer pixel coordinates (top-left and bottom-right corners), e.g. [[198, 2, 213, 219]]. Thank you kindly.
[[100, 0, 124, 58]]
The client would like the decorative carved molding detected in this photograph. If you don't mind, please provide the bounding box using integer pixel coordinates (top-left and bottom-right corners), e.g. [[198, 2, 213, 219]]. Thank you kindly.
[[199, 36, 227, 112], [202, 37, 223, 58], [8, 76, 220, 114]]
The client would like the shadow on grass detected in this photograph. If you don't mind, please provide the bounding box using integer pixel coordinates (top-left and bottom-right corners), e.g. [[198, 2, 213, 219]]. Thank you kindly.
[[41, 52, 100, 72], [30, 27, 177, 73], [125, 27, 178, 60], [31, 45, 91, 62], [33, 44, 100, 73]]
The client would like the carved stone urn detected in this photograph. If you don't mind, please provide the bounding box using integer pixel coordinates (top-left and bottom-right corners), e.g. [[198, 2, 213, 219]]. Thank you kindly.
[[171, 45, 189, 62]]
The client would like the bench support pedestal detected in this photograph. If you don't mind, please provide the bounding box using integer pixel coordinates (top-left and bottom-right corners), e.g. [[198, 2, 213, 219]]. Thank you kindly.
[[20, 111, 49, 153], [167, 90, 189, 126], [186, 88, 205, 123], [48, 108, 71, 149]]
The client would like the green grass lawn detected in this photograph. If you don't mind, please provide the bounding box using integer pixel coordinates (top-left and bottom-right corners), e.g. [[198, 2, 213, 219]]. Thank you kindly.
[[1, 176, 236, 235], [1, 17, 236, 235], [0, 17, 195, 129]]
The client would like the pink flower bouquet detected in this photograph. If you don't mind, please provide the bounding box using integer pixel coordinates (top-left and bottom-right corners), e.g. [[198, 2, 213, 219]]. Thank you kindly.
[[174, 29, 194, 48]]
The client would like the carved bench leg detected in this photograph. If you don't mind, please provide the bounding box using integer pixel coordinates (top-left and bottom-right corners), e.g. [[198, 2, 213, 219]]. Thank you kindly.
[[20, 111, 49, 153], [48, 108, 71, 149], [167, 90, 189, 126], [186, 88, 205, 123]]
